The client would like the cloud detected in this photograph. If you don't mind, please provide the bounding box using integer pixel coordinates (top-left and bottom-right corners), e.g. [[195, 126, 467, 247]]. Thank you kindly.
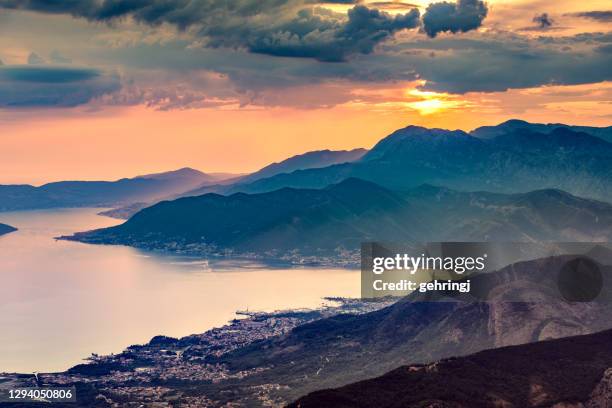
[[596, 44, 612, 54], [0, 1, 609, 111], [27, 52, 45, 64], [366, 2, 419, 10], [49, 50, 72, 64], [533, 13, 553, 29], [389, 32, 612, 93], [422, 0, 488, 38], [0, 66, 120, 107], [519, 12, 559, 32], [0, 0, 420, 61], [67, 27, 611, 110], [244, 6, 420, 61], [568, 11, 612, 22]]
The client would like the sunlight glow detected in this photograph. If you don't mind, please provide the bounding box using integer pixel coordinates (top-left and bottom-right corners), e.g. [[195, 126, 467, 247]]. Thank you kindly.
[[406, 88, 467, 115]]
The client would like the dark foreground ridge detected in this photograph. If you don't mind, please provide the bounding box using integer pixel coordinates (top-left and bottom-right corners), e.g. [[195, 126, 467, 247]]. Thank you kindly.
[[290, 328, 612, 408]]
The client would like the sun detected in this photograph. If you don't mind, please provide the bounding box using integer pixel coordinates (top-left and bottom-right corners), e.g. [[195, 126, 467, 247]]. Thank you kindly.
[[406, 88, 466, 115], [409, 98, 446, 115]]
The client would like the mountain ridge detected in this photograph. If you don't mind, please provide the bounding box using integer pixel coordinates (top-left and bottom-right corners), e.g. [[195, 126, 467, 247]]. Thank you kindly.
[[217, 122, 612, 201], [184, 148, 367, 198], [290, 327, 612, 408], [201, 253, 612, 404], [472, 119, 612, 143], [63, 178, 612, 259], [0, 167, 221, 212]]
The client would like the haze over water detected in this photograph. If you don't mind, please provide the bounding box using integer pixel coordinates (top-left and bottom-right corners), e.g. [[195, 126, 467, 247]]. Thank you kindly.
[[0, 208, 359, 373]]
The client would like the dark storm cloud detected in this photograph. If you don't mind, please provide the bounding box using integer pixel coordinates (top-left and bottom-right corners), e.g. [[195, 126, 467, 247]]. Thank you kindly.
[[1, 0, 608, 110], [568, 11, 612, 22], [243, 6, 420, 61], [0, 66, 99, 82], [533, 13, 553, 29], [95, 28, 611, 103], [389, 32, 612, 93], [0, 66, 120, 107], [422, 0, 487, 38], [520, 12, 558, 32], [0, 0, 420, 61]]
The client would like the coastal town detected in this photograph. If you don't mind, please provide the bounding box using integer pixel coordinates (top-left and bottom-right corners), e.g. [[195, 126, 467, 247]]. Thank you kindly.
[[0, 297, 395, 407]]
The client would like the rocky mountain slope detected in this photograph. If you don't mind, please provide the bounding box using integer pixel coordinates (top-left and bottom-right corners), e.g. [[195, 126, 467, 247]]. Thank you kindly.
[[290, 327, 612, 408], [220, 122, 612, 202], [64, 178, 612, 257], [197, 253, 612, 404]]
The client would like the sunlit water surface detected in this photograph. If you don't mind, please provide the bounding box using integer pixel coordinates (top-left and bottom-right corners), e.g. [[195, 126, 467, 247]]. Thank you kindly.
[[0, 208, 359, 373]]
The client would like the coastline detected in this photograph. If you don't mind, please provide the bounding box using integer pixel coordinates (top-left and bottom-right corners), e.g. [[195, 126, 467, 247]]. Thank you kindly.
[[0, 297, 396, 406], [57, 233, 362, 268]]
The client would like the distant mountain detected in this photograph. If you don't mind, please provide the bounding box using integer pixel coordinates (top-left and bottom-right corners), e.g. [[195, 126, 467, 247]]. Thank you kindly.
[[0, 167, 218, 212], [64, 178, 407, 255], [472, 118, 612, 143], [208, 255, 612, 404], [63, 178, 612, 257], [0, 222, 16, 236], [238, 148, 367, 184], [98, 150, 366, 220], [184, 148, 367, 197], [136, 167, 212, 183], [290, 328, 612, 408], [222, 122, 612, 202]]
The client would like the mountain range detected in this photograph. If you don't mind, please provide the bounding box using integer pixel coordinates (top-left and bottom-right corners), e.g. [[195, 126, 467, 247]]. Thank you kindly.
[[471, 118, 612, 143], [63, 177, 612, 258], [215, 121, 612, 202], [0, 167, 230, 212], [290, 327, 612, 408], [196, 148, 367, 193], [202, 252, 612, 404], [2, 120, 611, 213], [79, 149, 367, 219], [0, 222, 16, 236]]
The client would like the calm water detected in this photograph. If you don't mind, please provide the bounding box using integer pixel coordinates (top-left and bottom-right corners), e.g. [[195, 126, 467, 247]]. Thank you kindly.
[[0, 208, 359, 373]]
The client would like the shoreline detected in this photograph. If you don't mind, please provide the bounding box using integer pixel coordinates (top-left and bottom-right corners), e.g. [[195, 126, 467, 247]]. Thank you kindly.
[[0, 297, 396, 405], [57, 234, 363, 268]]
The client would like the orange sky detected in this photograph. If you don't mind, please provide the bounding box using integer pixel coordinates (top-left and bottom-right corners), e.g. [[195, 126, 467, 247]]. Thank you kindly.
[[0, 0, 610, 184], [3, 80, 610, 185]]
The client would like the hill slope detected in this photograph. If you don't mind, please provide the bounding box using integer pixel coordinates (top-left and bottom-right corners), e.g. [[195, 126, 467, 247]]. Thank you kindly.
[[65, 179, 612, 258], [0, 167, 215, 212], [290, 327, 612, 408], [183, 148, 367, 198], [238, 148, 367, 184], [472, 118, 612, 143], [224, 122, 612, 202], [206, 254, 612, 405]]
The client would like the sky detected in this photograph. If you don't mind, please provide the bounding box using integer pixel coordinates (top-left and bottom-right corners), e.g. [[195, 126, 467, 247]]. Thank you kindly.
[[0, 0, 610, 184]]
